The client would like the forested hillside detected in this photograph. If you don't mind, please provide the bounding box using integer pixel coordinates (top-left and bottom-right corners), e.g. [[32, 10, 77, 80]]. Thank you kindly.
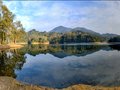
[[49, 31, 104, 44], [28, 27, 119, 44], [27, 29, 48, 44], [108, 36, 120, 42]]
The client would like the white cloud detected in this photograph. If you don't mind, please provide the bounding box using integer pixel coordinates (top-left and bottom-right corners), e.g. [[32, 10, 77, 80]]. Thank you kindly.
[[3, 1, 120, 34], [15, 15, 33, 30], [81, 1, 120, 34]]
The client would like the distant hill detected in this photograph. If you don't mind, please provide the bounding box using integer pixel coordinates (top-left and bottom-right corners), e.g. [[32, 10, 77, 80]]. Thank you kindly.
[[50, 26, 72, 33], [27, 29, 48, 43], [28, 27, 119, 43], [50, 26, 100, 36], [28, 29, 40, 35], [50, 26, 119, 38], [102, 33, 118, 39], [28, 29, 47, 36], [71, 27, 100, 36]]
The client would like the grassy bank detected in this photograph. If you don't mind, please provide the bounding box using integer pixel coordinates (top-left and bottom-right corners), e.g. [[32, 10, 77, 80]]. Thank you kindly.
[[32, 42, 49, 45], [0, 44, 24, 50], [0, 76, 120, 90], [0, 42, 50, 50], [0, 45, 10, 50]]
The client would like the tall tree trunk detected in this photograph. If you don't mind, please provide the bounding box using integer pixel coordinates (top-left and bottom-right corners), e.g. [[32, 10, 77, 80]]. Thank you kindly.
[[14, 38, 16, 44], [1, 32, 4, 44]]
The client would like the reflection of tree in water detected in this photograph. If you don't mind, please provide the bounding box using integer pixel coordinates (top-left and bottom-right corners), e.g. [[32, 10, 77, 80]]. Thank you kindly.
[[0, 49, 26, 78], [24, 45, 110, 58], [61, 45, 102, 55], [0, 44, 119, 82], [0, 44, 116, 78], [109, 44, 120, 51], [26, 44, 49, 56]]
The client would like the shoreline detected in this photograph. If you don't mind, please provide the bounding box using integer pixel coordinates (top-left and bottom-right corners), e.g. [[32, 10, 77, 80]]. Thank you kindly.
[[0, 44, 24, 50], [0, 76, 120, 90], [0, 42, 120, 50]]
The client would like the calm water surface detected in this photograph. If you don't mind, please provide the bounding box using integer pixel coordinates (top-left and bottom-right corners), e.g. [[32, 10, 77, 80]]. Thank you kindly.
[[0, 44, 120, 88]]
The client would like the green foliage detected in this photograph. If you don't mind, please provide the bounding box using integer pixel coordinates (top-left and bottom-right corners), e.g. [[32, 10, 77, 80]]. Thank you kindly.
[[0, 1, 26, 44], [27, 29, 105, 44], [10, 21, 26, 43], [27, 29, 48, 43], [0, 49, 25, 77], [49, 31, 104, 44], [108, 36, 120, 42]]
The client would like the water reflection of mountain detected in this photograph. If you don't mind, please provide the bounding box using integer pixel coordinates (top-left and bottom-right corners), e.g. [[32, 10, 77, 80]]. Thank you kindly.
[[24, 45, 112, 58], [0, 45, 111, 77], [1, 45, 110, 78], [15, 44, 120, 88], [109, 44, 120, 51]]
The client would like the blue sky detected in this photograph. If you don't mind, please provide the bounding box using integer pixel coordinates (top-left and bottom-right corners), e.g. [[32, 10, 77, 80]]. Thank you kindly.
[[3, 1, 120, 34]]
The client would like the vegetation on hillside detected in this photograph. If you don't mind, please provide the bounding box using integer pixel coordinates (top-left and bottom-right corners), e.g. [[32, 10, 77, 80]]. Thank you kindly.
[[49, 31, 104, 44], [108, 36, 120, 42], [27, 29, 48, 44]]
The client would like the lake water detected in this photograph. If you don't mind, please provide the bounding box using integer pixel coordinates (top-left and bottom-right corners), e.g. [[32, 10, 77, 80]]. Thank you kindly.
[[0, 44, 120, 89]]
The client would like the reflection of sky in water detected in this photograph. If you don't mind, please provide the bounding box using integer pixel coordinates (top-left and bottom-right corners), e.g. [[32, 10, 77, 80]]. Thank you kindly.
[[15, 49, 120, 89]]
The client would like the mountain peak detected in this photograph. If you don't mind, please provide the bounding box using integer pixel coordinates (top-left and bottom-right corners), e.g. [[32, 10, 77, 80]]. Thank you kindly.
[[50, 26, 100, 35], [56, 26, 66, 28], [50, 26, 72, 33]]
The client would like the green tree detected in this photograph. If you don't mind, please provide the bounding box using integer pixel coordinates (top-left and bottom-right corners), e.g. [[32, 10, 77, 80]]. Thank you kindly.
[[0, 2, 14, 44], [11, 21, 25, 43]]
